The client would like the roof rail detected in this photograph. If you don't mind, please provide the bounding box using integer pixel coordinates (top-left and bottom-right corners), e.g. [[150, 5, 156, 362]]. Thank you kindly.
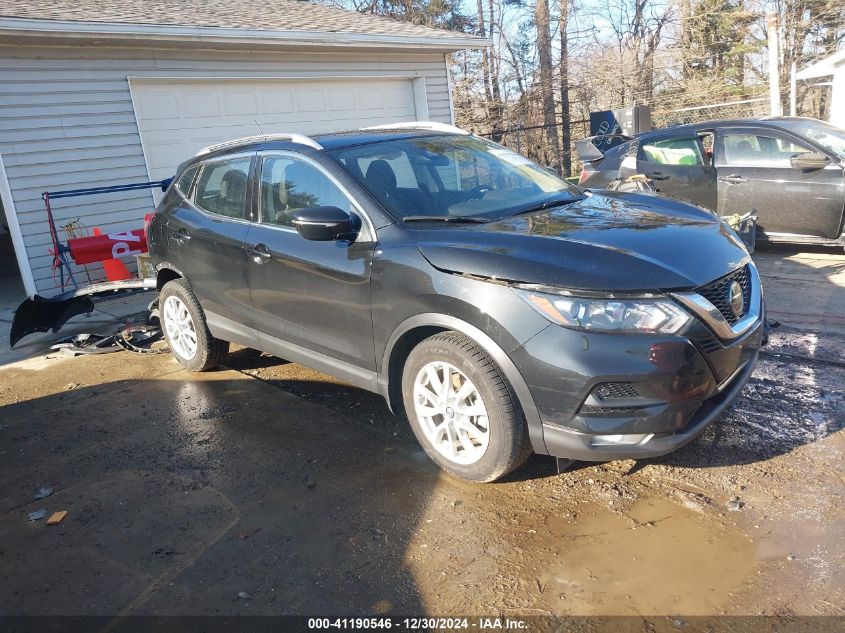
[[195, 133, 323, 156], [361, 121, 470, 135]]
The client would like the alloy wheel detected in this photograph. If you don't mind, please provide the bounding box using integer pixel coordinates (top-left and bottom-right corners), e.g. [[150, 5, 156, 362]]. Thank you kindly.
[[413, 361, 490, 465], [162, 295, 198, 360]]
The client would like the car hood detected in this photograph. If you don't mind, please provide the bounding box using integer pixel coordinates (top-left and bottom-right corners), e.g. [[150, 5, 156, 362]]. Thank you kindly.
[[416, 191, 750, 292]]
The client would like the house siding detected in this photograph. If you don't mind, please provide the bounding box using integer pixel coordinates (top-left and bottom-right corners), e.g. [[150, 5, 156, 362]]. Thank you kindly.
[[0, 45, 453, 295]]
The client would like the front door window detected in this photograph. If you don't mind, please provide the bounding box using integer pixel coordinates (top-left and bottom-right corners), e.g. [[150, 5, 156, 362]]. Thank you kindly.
[[722, 133, 812, 168], [259, 155, 353, 228]]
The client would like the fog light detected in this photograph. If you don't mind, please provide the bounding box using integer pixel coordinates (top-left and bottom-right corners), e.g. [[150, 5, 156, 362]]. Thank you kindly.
[[590, 433, 654, 447]]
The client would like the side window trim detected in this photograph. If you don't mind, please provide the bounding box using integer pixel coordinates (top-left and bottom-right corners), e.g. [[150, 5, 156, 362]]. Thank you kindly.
[[175, 165, 199, 198], [256, 150, 375, 240], [186, 152, 255, 224]]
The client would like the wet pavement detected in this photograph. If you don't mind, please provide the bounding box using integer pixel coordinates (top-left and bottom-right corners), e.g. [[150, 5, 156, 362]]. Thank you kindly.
[[1, 246, 844, 618]]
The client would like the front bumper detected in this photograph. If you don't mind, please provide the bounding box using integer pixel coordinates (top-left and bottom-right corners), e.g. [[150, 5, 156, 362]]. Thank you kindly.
[[512, 314, 765, 461]]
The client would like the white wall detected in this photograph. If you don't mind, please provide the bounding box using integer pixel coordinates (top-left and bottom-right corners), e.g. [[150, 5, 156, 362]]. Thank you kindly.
[[830, 66, 845, 130], [0, 45, 453, 296]]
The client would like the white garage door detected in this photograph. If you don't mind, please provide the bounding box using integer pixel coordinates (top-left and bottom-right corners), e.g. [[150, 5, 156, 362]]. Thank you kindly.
[[130, 77, 420, 184]]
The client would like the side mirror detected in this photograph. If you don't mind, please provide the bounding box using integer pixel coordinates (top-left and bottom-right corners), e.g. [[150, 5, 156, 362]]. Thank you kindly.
[[291, 206, 356, 241], [790, 151, 830, 171]]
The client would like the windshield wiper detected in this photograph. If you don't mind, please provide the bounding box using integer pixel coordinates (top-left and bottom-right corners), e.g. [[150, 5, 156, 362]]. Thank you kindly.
[[402, 215, 492, 224], [505, 196, 584, 218]]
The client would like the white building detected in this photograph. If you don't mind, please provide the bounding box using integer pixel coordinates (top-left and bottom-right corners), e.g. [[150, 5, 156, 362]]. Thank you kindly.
[[0, 0, 485, 298], [796, 50, 845, 130]]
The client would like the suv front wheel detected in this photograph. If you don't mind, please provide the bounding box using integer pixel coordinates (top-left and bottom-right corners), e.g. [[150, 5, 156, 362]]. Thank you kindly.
[[159, 278, 229, 372], [401, 332, 532, 482]]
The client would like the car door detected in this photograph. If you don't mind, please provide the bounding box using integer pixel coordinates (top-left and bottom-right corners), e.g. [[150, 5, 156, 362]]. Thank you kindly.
[[636, 134, 717, 209], [715, 127, 845, 238], [244, 150, 377, 371], [165, 154, 258, 332]]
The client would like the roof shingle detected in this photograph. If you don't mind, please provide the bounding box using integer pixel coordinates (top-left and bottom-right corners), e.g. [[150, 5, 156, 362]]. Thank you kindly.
[[0, 0, 482, 42]]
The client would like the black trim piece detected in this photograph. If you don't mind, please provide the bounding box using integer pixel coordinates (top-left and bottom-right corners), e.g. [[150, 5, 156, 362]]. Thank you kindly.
[[208, 311, 378, 394]]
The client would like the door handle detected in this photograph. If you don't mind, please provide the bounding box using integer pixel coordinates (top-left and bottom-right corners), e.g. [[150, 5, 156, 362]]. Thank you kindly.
[[247, 243, 272, 264], [646, 172, 670, 181], [719, 174, 748, 184], [173, 228, 191, 245]]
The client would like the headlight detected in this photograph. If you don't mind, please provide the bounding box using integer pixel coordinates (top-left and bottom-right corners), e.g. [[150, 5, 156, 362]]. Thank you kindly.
[[516, 289, 692, 334]]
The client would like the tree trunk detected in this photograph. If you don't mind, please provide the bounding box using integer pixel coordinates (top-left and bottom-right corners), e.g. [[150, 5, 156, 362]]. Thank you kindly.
[[486, 0, 504, 141], [559, 0, 571, 177], [535, 0, 561, 173], [475, 0, 493, 106], [502, 32, 526, 97]]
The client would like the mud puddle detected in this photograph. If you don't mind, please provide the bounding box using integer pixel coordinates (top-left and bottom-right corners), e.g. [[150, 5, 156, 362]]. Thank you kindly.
[[529, 497, 754, 615], [402, 482, 757, 616]]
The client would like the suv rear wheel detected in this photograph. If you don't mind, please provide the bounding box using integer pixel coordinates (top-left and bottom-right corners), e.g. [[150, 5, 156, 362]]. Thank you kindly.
[[401, 331, 532, 482], [160, 278, 229, 372]]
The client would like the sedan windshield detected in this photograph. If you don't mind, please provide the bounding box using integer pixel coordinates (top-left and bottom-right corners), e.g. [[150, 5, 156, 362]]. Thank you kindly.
[[329, 134, 581, 221], [775, 119, 845, 160]]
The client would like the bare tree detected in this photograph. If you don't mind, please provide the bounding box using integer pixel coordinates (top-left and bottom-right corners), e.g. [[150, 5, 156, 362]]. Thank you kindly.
[[559, 0, 572, 177], [535, 0, 561, 172]]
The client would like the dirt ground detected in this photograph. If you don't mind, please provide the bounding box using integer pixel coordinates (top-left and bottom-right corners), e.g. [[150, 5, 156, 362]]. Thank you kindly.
[[1, 246, 843, 624]]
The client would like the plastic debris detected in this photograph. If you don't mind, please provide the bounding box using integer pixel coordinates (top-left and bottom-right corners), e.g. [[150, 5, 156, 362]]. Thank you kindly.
[[114, 324, 166, 354], [51, 333, 121, 357], [28, 509, 48, 522], [33, 486, 53, 500], [47, 510, 68, 525]]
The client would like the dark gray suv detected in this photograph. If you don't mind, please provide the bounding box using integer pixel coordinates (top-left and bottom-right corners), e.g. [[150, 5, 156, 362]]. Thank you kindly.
[[147, 122, 765, 482]]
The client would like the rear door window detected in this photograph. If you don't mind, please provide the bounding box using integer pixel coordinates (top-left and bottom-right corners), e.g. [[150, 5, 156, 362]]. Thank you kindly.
[[175, 165, 199, 196], [193, 158, 251, 219], [639, 138, 704, 166]]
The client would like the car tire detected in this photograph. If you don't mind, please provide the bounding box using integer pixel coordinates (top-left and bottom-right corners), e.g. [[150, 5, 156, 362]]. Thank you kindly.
[[159, 278, 229, 372], [401, 331, 532, 482]]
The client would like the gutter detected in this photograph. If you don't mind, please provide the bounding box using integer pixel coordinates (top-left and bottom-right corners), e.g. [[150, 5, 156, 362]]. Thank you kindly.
[[0, 17, 491, 51]]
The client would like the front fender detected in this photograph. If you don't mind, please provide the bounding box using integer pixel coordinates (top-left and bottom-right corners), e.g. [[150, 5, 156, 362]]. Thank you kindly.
[[379, 312, 550, 456]]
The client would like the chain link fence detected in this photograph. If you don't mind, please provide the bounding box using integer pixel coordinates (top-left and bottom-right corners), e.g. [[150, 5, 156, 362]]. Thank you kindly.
[[651, 97, 770, 127], [479, 96, 775, 177]]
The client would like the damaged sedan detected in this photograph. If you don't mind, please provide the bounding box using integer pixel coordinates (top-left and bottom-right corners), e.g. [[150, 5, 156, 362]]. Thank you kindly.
[[147, 122, 766, 482]]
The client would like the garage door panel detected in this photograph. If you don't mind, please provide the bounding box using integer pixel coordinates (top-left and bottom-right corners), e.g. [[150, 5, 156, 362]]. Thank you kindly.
[[358, 88, 386, 110], [261, 91, 294, 114], [131, 78, 418, 184], [182, 92, 221, 118], [222, 92, 260, 116], [327, 88, 355, 111], [146, 140, 187, 170], [295, 89, 326, 113], [135, 93, 180, 120]]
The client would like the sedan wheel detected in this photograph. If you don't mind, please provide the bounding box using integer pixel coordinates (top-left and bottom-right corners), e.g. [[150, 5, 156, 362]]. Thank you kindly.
[[162, 295, 198, 360], [413, 361, 490, 465]]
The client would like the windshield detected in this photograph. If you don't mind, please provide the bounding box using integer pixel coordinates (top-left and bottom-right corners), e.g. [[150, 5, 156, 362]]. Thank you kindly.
[[774, 119, 845, 160], [328, 134, 581, 221]]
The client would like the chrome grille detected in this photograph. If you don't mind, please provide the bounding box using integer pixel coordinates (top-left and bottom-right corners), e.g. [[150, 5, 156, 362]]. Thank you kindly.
[[697, 265, 752, 326]]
